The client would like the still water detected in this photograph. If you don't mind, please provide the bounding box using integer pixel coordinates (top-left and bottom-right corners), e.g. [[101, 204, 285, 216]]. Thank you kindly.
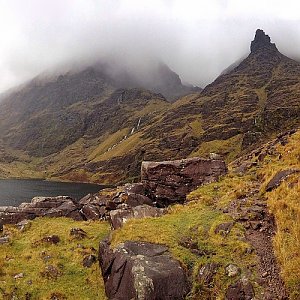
[[0, 179, 104, 206]]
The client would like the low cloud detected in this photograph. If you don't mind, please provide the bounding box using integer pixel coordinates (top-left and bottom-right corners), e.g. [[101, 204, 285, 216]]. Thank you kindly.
[[1, 0, 300, 92]]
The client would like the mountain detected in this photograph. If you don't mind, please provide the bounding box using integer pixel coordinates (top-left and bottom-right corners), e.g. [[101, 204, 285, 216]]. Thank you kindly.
[[0, 29, 299, 183], [145, 29, 300, 159], [91, 60, 202, 101]]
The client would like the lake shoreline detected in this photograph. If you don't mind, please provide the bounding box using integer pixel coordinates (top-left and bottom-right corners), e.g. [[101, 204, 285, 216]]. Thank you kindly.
[[0, 179, 107, 207]]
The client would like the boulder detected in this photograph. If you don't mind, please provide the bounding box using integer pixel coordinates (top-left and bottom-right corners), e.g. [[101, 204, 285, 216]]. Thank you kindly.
[[44, 199, 83, 220], [122, 193, 153, 208], [16, 219, 31, 232], [99, 240, 189, 300], [197, 262, 219, 287], [40, 235, 60, 245], [141, 157, 227, 206], [0, 196, 83, 225], [225, 264, 240, 277], [109, 205, 165, 229], [124, 183, 146, 195], [82, 254, 97, 268], [225, 278, 254, 300], [178, 236, 205, 256], [215, 222, 234, 236], [78, 184, 154, 222], [80, 204, 106, 220], [70, 228, 87, 240], [265, 169, 300, 192], [41, 265, 62, 280]]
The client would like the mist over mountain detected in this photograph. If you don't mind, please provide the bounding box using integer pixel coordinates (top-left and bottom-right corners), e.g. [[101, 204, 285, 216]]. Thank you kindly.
[[1, 1, 300, 94], [0, 28, 299, 184]]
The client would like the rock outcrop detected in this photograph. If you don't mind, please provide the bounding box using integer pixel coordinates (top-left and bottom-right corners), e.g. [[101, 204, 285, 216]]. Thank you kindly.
[[0, 196, 83, 224], [225, 278, 255, 300], [99, 240, 189, 300], [141, 157, 227, 206], [0, 183, 153, 225], [1, 157, 226, 225], [109, 205, 165, 229], [265, 169, 300, 192], [250, 29, 278, 53]]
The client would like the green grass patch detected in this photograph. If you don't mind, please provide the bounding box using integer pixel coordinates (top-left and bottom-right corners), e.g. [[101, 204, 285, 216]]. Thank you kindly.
[[259, 130, 300, 299], [189, 134, 243, 162], [0, 218, 110, 300], [111, 200, 257, 299]]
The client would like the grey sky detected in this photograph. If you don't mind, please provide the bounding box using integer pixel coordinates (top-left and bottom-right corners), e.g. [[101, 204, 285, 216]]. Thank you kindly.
[[1, 0, 300, 92]]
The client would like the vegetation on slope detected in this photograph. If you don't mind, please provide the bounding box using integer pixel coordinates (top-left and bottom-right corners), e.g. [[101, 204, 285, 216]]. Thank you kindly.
[[1, 129, 299, 299], [0, 218, 110, 299], [111, 129, 300, 299], [1, 31, 300, 185], [259, 130, 300, 298], [111, 183, 259, 299]]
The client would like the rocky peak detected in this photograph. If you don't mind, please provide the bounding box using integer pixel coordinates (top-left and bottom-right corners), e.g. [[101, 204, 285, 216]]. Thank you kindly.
[[250, 29, 278, 53]]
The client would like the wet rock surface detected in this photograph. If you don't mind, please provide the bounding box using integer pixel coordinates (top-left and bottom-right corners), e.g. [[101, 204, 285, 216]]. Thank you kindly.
[[0, 196, 83, 225], [99, 239, 189, 300], [141, 157, 227, 206]]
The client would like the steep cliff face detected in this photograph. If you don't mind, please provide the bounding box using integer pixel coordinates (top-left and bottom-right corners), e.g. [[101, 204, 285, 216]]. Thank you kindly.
[[137, 29, 300, 162]]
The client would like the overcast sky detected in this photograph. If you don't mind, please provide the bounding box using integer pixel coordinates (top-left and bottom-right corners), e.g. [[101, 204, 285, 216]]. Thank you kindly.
[[1, 0, 300, 93]]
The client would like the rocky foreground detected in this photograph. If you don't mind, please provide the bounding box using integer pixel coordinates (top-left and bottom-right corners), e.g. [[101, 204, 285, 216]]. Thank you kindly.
[[1, 130, 299, 299], [0, 157, 227, 227], [1, 157, 227, 299]]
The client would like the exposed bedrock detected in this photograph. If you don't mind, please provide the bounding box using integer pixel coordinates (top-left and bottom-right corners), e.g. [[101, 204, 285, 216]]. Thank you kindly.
[[0, 157, 227, 225], [99, 239, 190, 300], [141, 157, 227, 206]]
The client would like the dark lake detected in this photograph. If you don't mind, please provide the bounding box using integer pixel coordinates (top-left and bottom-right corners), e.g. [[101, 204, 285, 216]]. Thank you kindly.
[[0, 179, 104, 207]]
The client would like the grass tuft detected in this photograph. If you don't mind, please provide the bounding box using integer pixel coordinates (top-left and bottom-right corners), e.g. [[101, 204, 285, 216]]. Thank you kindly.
[[0, 218, 110, 300]]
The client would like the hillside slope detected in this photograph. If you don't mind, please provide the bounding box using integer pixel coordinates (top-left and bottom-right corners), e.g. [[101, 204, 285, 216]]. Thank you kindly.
[[1, 128, 299, 299], [0, 86, 170, 182], [53, 29, 300, 183], [109, 128, 300, 299], [0, 29, 299, 184], [141, 29, 300, 160]]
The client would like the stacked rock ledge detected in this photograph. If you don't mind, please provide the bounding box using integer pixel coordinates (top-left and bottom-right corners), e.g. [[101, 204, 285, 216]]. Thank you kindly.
[[141, 157, 227, 206], [0, 157, 227, 228]]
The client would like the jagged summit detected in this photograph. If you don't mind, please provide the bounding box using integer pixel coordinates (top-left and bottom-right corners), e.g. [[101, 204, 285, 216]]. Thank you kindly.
[[250, 29, 278, 53]]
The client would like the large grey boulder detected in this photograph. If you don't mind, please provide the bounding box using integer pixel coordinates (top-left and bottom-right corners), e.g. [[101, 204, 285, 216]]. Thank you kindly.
[[99, 240, 189, 300]]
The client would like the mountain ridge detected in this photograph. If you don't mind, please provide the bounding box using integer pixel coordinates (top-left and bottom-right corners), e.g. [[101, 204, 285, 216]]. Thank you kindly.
[[0, 29, 299, 184]]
